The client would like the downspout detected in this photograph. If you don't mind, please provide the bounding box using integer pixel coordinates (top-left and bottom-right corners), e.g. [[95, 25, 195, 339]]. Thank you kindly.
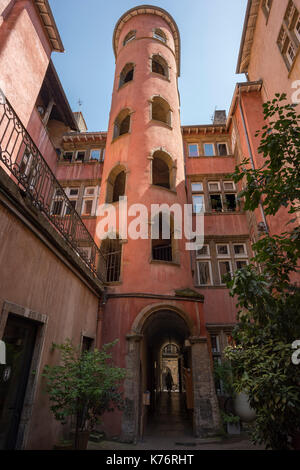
[[237, 86, 269, 234]]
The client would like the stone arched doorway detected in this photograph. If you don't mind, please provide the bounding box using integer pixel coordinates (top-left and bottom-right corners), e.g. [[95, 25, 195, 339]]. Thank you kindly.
[[121, 304, 220, 443]]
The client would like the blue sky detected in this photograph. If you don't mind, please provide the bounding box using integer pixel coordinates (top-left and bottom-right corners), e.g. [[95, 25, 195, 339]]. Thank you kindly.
[[49, 0, 248, 132]]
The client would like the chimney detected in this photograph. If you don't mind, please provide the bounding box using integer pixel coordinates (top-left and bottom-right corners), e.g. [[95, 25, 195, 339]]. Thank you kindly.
[[73, 111, 88, 132], [213, 110, 227, 125]]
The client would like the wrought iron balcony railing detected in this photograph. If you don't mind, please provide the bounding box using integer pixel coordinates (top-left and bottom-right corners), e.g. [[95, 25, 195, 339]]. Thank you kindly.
[[0, 93, 106, 283]]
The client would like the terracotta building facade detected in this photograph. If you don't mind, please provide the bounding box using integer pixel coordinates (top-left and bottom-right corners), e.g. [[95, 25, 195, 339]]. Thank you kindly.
[[0, 0, 299, 449]]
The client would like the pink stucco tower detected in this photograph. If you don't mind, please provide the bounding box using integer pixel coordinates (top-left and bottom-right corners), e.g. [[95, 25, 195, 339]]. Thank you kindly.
[[97, 6, 220, 442]]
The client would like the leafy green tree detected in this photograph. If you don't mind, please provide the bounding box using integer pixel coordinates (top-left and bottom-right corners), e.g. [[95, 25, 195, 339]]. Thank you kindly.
[[42, 339, 126, 449], [224, 94, 300, 450]]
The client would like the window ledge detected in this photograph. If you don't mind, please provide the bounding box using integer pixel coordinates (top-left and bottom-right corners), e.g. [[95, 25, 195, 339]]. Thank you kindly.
[[105, 281, 123, 286], [151, 184, 177, 194], [203, 211, 244, 216], [195, 285, 228, 289], [150, 259, 180, 267], [111, 132, 131, 144], [187, 155, 234, 159], [81, 215, 97, 219], [150, 72, 170, 82], [150, 120, 172, 130]]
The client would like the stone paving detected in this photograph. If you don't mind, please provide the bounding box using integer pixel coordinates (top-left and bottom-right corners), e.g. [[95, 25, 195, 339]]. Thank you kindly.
[[88, 392, 264, 451]]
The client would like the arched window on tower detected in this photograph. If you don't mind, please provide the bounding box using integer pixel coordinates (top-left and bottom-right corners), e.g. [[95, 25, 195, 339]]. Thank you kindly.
[[152, 150, 175, 190], [102, 236, 122, 283], [151, 96, 172, 126], [151, 55, 168, 78], [153, 28, 167, 43], [123, 30, 136, 46], [119, 63, 135, 88], [151, 212, 178, 263], [106, 165, 127, 203], [113, 109, 131, 139]]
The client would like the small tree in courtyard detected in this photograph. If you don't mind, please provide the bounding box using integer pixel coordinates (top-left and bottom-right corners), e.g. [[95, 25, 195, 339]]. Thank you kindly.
[[42, 339, 126, 450], [224, 94, 300, 450]]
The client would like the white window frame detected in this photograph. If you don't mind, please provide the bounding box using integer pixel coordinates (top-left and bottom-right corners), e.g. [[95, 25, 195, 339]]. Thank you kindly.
[[218, 260, 232, 285], [208, 181, 221, 192], [216, 244, 230, 258], [90, 149, 101, 161], [235, 259, 249, 270], [223, 181, 236, 191], [233, 243, 247, 258], [75, 150, 86, 162], [217, 142, 228, 156], [192, 194, 205, 214], [197, 260, 213, 286], [81, 186, 99, 217], [287, 40, 296, 65], [196, 244, 210, 258], [188, 143, 199, 157], [203, 143, 215, 157], [191, 182, 203, 192]]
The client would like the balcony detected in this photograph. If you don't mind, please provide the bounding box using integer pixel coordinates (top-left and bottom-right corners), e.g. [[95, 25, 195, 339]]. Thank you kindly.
[[0, 94, 106, 283]]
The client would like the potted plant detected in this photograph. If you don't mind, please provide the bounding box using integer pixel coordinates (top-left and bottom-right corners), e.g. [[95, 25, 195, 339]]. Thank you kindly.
[[43, 339, 126, 450], [220, 410, 241, 435]]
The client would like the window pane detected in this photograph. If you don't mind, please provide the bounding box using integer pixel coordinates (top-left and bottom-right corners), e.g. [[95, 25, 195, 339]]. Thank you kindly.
[[197, 261, 212, 285], [188, 144, 199, 157], [76, 151, 85, 161], [234, 244, 246, 256], [218, 144, 228, 156], [224, 194, 237, 212], [204, 143, 215, 156], [82, 200, 93, 215], [193, 195, 204, 213], [211, 335, 220, 353], [196, 245, 209, 257], [191, 182, 203, 192], [90, 150, 101, 160], [219, 261, 231, 283], [236, 260, 247, 270], [223, 181, 235, 191], [217, 245, 229, 256], [208, 182, 220, 191], [210, 194, 222, 212], [69, 188, 79, 196]]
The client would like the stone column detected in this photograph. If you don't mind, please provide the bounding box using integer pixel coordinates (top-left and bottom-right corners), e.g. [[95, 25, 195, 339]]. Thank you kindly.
[[190, 336, 221, 437], [121, 333, 143, 443]]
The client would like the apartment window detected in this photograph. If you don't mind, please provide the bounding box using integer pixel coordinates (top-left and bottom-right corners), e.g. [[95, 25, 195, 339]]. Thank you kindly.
[[204, 143, 215, 156], [90, 149, 101, 161], [63, 151, 73, 162], [223, 181, 235, 191], [216, 244, 230, 257], [152, 212, 174, 263], [102, 237, 122, 283], [210, 194, 223, 212], [82, 187, 98, 216], [295, 17, 300, 41], [287, 41, 296, 64], [211, 335, 220, 354], [236, 259, 248, 270], [233, 243, 247, 257], [75, 151, 85, 162], [123, 30, 136, 46], [192, 195, 205, 214], [153, 28, 167, 43], [278, 2, 299, 70], [208, 181, 221, 192], [51, 188, 64, 216], [191, 182, 203, 192], [196, 244, 210, 258], [197, 261, 212, 286], [217, 143, 228, 156], [188, 144, 199, 157], [65, 187, 79, 214], [218, 260, 232, 285], [224, 194, 237, 212]]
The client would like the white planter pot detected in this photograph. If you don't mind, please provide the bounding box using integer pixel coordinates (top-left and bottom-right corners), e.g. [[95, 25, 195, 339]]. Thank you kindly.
[[234, 392, 256, 423]]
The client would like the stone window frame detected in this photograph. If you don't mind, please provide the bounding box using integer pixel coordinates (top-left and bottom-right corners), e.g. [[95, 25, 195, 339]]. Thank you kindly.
[[149, 95, 173, 129], [152, 27, 167, 44], [262, 0, 273, 22], [112, 108, 133, 142], [149, 210, 181, 266], [150, 53, 170, 81], [194, 239, 250, 287], [190, 177, 240, 214], [277, 1, 300, 72], [149, 148, 177, 192], [0, 300, 48, 450], [118, 63, 135, 90], [123, 30, 136, 47]]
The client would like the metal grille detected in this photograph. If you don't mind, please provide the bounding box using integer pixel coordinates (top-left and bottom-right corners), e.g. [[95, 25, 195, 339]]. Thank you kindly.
[[152, 244, 172, 262], [0, 94, 105, 283], [102, 239, 122, 283]]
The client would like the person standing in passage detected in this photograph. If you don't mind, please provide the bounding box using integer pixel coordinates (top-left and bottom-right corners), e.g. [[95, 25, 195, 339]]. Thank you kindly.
[[166, 371, 173, 396]]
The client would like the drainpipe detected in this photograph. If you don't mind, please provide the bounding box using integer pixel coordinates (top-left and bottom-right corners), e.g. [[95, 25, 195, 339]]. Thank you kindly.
[[237, 86, 269, 235]]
